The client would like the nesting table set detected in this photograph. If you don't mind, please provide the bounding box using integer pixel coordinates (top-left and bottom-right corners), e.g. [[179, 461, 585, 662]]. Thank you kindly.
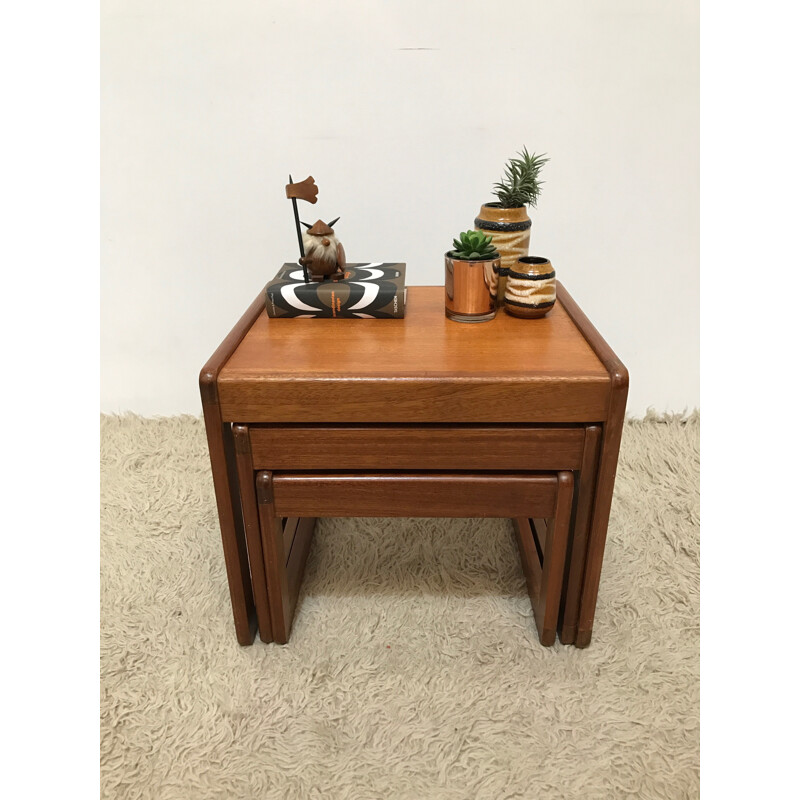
[[200, 284, 627, 648]]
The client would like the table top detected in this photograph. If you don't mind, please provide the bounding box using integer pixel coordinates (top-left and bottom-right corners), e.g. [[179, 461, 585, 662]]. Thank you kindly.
[[215, 285, 614, 423]]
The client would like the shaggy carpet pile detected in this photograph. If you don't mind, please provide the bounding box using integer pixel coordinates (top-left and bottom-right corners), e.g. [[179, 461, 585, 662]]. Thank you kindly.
[[100, 414, 699, 799]]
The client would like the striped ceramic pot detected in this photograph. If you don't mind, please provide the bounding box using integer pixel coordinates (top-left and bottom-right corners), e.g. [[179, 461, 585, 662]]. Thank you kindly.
[[474, 204, 532, 306], [504, 257, 556, 318]]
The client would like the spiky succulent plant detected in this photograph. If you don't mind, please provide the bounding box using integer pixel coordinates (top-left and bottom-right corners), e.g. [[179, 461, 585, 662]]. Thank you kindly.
[[450, 229, 499, 260], [492, 147, 548, 208]]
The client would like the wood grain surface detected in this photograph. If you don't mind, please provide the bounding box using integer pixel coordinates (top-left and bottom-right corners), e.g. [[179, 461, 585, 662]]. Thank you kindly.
[[271, 472, 559, 518], [256, 473, 317, 644], [203, 281, 627, 648], [199, 288, 266, 645], [556, 282, 629, 647], [232, 425, 273, 643], [513, 471, 573, 645], [538, 472, 574, 645], [217, 287, 610, 423], [248, 425, 585, 471], [559, 424, 601, 644]]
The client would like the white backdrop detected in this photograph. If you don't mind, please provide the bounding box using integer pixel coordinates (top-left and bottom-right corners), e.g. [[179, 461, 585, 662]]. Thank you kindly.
[[101, 0, 698, 417]]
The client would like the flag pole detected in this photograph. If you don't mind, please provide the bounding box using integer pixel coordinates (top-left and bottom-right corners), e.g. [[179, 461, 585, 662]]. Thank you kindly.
[[288, 174, 310, 283]]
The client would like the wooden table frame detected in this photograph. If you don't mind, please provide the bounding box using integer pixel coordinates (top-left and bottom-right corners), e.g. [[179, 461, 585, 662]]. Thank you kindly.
[[200, 283, 627, 647], [247, 468, 573, 646]]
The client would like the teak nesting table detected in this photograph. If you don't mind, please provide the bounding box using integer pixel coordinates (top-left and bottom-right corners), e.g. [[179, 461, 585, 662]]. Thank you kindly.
[[200, 283, 627, 648]]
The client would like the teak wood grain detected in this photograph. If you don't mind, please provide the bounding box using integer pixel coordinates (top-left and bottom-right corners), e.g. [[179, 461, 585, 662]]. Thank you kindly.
[[286, 518, 316, 619], [247, 425, 585, 471], [512, 472, 572, 645], [259, 469, 568, 646], [217, 287, 610, 423], [542, 477, 573, 645], [199, 288, 266, 645], [271, 473, 559, 518], [201, 280, 627, 648], [232, 425, 273, 643], [281, 516, 298, 561], [256, 470, 316, 643], [559, 424, 601, 644], [556, 282, 629, 647], [530, 518, 549, 565]]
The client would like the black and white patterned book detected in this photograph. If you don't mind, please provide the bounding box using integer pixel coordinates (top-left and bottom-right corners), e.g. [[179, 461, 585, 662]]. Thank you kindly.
[[265, 263, 406, 319]]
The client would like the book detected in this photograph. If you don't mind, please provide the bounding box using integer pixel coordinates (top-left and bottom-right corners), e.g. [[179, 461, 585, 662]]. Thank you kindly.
[[265, 262, 407, 319]]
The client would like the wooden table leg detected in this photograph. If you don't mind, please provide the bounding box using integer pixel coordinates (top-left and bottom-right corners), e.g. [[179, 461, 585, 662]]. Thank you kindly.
[[559, 425, 601, 644], [514, 471, 574, 646], [201, 407, 257, 645], [575, 377, 628, 647], [232, 426, 273, 643], [199, 289, 265, 645], [257, 472, 316, 644], [554, 281, 629, 648], [540, 472, 573, 645]]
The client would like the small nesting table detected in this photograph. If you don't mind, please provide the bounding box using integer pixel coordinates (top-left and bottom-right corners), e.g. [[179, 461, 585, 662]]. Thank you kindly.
[[200, 283, 627, 648]]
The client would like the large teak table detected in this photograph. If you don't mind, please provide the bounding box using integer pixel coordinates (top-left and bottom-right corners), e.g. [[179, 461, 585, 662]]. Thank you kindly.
[[200, 283, 628, 648]]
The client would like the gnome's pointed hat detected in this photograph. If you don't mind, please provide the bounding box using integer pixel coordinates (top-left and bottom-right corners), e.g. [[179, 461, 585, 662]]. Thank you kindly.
[[302, 218, 340, 236]]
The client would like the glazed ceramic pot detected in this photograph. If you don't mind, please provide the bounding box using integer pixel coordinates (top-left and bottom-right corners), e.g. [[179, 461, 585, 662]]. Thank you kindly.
[[444, 252, 499, 323], [504, 256, 556, 318], [474, 204, 532, 306]]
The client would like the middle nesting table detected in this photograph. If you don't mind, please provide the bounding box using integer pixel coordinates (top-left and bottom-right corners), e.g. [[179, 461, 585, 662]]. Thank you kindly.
[[233, 422, 576, 645]]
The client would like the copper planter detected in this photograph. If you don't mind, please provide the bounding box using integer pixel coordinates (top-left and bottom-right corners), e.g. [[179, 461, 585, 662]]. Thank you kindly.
[[444, 253, 499, 323]]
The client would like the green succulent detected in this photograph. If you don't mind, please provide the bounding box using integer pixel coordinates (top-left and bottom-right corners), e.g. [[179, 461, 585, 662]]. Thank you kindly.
[[492, 146, 548, 208], [450, 229, 499, 260]]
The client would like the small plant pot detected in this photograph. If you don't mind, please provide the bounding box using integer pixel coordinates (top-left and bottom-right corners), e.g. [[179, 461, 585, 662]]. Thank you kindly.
[[444, 252, 499, 323], [504, 257, 556, 318], [474, 203, 532, 305]]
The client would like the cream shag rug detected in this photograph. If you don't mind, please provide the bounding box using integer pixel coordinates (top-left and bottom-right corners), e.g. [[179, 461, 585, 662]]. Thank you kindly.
[[100, 414, 699, 799]]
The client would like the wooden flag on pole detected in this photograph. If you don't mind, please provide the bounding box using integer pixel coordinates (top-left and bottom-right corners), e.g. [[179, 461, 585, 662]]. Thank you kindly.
[[286, 175, 319, 283], [285, 176, 319, 204]]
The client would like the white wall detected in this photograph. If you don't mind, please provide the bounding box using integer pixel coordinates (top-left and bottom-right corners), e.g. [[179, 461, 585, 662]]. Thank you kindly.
[[101, 0, 698, 417]]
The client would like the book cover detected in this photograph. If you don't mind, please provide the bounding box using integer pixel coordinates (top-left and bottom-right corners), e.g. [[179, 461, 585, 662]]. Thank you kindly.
[[265, 262, 406, 319]]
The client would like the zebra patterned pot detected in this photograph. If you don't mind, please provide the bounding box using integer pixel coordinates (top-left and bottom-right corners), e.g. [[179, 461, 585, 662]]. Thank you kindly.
[[474, 203, 532, 306], [504, 257, 556, 318]]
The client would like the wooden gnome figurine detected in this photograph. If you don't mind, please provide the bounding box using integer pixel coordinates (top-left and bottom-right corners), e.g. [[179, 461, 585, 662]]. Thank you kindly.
[[299, 218, 346, 282]]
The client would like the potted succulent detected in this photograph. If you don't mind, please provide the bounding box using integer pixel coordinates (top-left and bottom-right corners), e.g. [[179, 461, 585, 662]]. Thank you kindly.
[[444, 230, 501, 323], [474, 147, 548, 305]]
